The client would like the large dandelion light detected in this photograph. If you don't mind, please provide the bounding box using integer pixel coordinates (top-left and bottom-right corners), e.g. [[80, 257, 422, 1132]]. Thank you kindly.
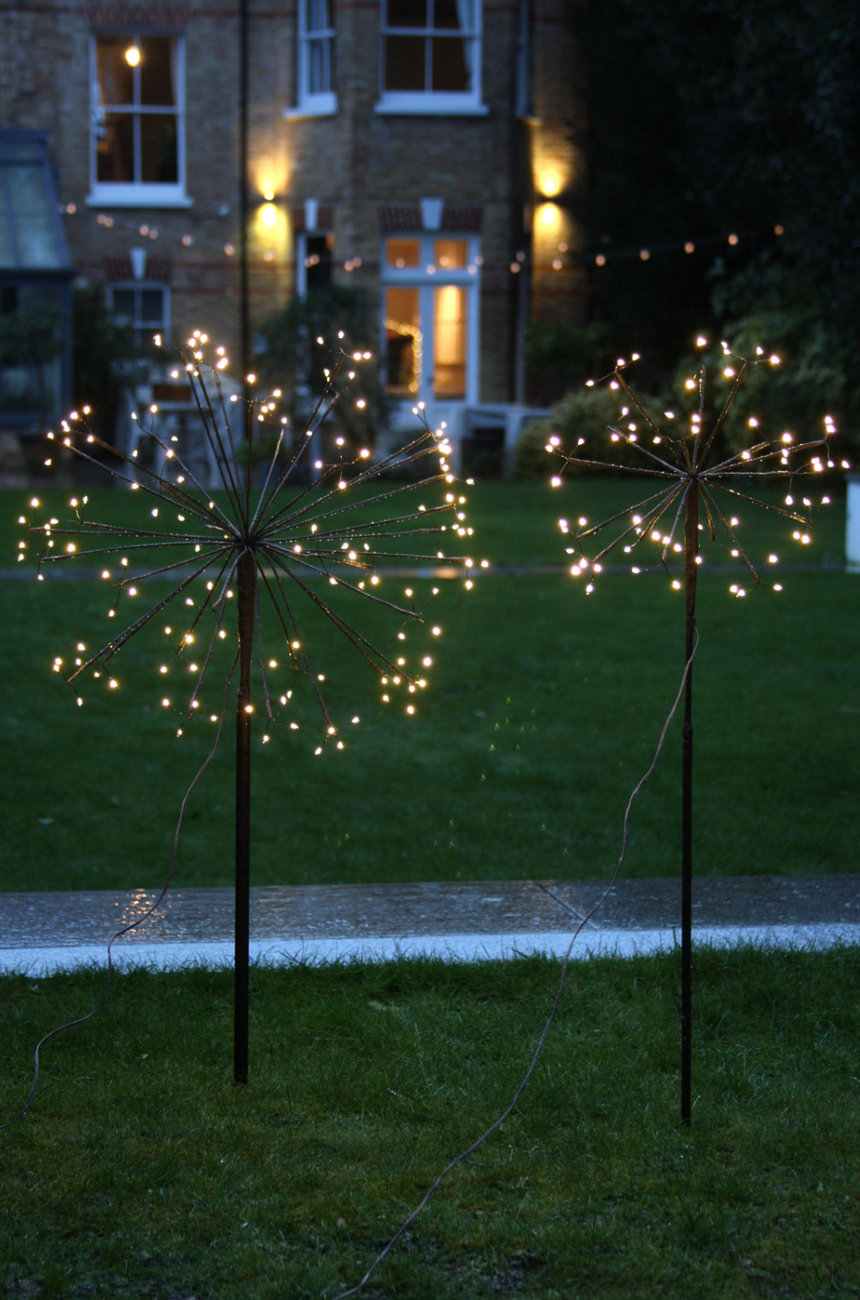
[[12, 331, 478, 1104]]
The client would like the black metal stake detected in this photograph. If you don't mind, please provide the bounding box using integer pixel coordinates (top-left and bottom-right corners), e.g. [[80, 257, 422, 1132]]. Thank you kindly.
[[681, 479, 699, 1125], [234, 547, 255, 1085], [239, 0, 250, 398]]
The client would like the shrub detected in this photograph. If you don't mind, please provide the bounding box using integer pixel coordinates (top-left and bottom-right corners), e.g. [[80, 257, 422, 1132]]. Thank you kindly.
[[72, 284, 139, 443], [254, 285, 391, 457], [667, 312, 852, 461], [523, 320, 613, 405], [514, 385, 646, 478]]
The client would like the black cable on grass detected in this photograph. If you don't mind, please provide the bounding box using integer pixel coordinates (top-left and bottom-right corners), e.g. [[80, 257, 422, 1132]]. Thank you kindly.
[[0, 666, 235, 1132], [333, 632, 698, 1300]]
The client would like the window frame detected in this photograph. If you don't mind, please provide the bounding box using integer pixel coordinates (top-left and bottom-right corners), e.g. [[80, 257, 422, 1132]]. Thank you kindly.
[[376, 0, 487, 116], [108, 280, 171, 347], [380, 232, 480, 404], [295, 230, 335, 297], [87, 32, 191, 209], [286, 0, 338, 118]]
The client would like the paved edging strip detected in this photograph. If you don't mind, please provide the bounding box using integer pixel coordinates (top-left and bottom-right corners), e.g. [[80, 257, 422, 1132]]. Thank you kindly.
[[3, 924, 859, 976]]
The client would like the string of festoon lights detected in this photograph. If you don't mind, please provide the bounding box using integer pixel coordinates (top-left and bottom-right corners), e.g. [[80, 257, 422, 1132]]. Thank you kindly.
[[17, 333, 488, 751], [510, 223, 784, 275], [62, 205, 366, 274], [60, 202, 780, 278]]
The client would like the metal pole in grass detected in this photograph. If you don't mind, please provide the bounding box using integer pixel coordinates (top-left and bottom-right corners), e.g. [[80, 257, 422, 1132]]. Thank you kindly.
[[239, 0, 250, 397], [681, 477, 699, 1125], [234, 547, 254, 1085], [545, 342, 843, 1123]]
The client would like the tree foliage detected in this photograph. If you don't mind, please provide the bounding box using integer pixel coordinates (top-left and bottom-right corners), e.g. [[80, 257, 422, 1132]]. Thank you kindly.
[[72, 284, 139, 441], [254, 285, 390, 454], [567, 0, 860, 437]]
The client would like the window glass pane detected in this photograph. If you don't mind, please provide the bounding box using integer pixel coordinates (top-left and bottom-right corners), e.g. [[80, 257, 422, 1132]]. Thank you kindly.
[[385, 35, 426, 90], [0, 204, 16, 267], [435, 239, 467, 269], [307, 0, 333, 32], [111, 288, 135, 320], [96, 113, 135, 182], [140, 115, 178, 182], [386, 239, 420, 268], [434, 0, 472, 29], [96, 38, 135, 106], [140, 37, 176, 107], [433, 285, 466, 398], [308, 37, 332, 93], [6, 166, 62, 268], [0, 286, 62, 414], [387, 0, 427, 26], [431, 36, 469, 91], [1, 356, 61, 413], [306, 234, 333, 290], [140, 288, 165, 324], [385, 287, 421, 393]]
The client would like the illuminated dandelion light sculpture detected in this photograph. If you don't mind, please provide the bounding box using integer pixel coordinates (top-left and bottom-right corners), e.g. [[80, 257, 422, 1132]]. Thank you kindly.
[[546, 339, 845, 1125], [19, 334, 479, 1088]]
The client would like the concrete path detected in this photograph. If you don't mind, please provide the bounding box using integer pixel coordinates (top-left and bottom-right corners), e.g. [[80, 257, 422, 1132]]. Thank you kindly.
[[1, 875, 858, 975]]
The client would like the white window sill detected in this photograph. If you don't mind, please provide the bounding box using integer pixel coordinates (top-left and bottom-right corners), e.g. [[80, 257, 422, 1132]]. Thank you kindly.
[[284, 97, 338, 120], [86, 184, 193, 209], [375, 95, 488, 117]]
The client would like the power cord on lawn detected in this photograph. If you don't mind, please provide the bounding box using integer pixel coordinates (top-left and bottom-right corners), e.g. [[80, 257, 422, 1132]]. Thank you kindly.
[[0, 662, 237, 1132], [333, 630, 699, 1299]]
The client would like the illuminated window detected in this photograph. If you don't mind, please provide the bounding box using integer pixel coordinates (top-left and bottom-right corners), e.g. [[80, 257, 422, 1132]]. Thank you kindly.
[[378, 0, 485, 115], [89, 34, 189, 207], [294, 0, 337, 115], [382, 234, 478, 401], [109, 282, 170, 347]]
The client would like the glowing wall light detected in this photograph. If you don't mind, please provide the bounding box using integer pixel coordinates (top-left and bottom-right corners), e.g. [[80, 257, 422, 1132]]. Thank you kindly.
[[536, 201, 562, 234], [536, 168, 564, 199]]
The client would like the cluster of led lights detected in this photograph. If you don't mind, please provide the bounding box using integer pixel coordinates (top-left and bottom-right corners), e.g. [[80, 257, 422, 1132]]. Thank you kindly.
[[546, 339, 849, 596], [20, 335, 487, 753]]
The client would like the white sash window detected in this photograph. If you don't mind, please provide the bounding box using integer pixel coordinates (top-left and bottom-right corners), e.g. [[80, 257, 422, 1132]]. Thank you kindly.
[[89, 34, 190, 207], [377, 0, 486, 115]]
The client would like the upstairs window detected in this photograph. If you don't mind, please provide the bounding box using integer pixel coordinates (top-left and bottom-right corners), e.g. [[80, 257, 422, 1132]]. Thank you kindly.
[[378, 0, 485, 114], [90, 34, 189, 206], [294, 0, 337, 115]]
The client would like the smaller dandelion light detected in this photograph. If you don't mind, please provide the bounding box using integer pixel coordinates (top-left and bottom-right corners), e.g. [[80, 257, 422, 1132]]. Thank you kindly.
[[546, 346, 840, 1127]]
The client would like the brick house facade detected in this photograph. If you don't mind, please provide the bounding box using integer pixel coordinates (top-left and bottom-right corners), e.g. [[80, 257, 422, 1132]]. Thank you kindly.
[[1, 0, 583, 444]]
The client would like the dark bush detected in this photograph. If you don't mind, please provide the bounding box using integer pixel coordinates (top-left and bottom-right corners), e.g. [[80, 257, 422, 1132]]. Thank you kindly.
[[255, 285, 390, 456], [515, 385, 647, 478]]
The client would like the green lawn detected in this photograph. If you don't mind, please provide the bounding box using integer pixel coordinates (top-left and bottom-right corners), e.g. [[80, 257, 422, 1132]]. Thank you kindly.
[[2, 948, 859, 1298], [2, 477, 847, 569], [0, 482, 856, 893]]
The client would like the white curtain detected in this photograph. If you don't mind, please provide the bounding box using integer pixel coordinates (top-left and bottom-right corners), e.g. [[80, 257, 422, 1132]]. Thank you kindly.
[[454, 0, 474, 82]]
